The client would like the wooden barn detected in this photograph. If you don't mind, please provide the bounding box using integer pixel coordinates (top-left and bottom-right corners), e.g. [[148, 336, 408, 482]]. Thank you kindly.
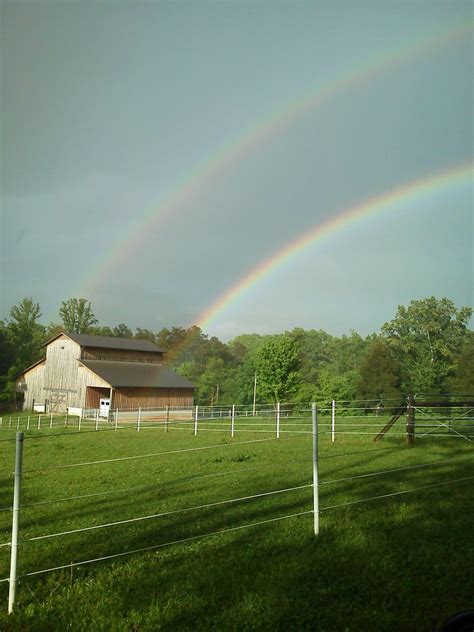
[[15, 332, 194, 414]]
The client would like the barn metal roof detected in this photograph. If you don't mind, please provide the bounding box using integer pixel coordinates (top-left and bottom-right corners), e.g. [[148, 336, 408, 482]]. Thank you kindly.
[[58, 332, 165, 353], [79, 360, 194, 389]]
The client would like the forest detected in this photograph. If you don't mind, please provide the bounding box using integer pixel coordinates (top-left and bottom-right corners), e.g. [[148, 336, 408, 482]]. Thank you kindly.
[[0, 296, 472, 409]]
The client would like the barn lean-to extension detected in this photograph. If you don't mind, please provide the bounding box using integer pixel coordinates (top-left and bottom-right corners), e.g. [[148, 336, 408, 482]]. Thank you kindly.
[[15, 332, 194, 414]]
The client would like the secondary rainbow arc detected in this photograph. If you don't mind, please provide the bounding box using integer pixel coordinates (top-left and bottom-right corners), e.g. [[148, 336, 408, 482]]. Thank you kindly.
[[78, 21, 471, 299]]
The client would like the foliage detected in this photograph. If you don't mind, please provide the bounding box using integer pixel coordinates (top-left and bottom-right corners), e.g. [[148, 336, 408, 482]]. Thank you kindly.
[[356, 338, 404, 404], [156, 326, 188, 354], [59, 298, 98, 334], [448, 332, 474, 393], [113, 323, 133, 338], [256, 335, 301, 403], [382, 297, 472, 394], [7, 297, 45, 371], [134, 328, 156, 343]]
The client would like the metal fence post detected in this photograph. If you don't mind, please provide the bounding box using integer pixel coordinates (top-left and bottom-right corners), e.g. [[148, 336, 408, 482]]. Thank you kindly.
[[194, 405, 199, 436], [137, 408, 141, 432], [276, 402, 280, 438], [8, 432, 24, 614], [114, 408, 118, 432], [312, 403, 320, 535], [165, 405, 169, 433], [231, 404, 235, 438]]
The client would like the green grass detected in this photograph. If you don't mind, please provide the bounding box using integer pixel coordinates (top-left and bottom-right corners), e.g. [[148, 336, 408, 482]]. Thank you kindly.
[[0, 412, 473, 631]]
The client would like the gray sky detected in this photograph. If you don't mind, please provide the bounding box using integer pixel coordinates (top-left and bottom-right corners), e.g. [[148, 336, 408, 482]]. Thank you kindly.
[[1, 1, 472, 340]]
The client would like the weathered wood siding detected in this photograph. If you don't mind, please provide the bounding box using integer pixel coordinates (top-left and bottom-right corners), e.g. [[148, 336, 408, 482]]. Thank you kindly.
[[77, 365, 111, 407], [81, 348, 164, 364], [43, 335, 82, 407], [113, 387, 194, 409], [17, 362, 46, 410]]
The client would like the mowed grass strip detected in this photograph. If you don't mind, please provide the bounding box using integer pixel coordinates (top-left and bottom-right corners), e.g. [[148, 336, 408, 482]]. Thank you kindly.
[[0, 417, 473, 631]]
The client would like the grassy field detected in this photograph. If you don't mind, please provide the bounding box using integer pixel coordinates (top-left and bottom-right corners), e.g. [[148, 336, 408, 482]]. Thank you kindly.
[[0, 411, 473, 631]]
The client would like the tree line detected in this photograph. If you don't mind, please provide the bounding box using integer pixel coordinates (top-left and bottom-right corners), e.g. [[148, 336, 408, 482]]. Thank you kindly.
[[0, 296, 472, 408]]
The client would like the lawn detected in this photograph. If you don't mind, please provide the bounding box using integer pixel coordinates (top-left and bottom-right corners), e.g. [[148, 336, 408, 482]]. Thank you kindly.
[[0, 411, 473, 631]]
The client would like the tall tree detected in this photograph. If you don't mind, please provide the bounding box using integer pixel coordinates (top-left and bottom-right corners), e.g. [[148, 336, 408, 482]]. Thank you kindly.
[[256, 335, 301, 403], [356, 338, 403, 404], [60, 298, 98, 334], [381, 297, 472, 394], [7, 297, 45, 371]]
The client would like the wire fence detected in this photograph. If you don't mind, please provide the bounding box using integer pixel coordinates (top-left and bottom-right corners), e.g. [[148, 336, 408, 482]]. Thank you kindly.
[[2, 399, 473, 442], [0, 400, 473, 613]]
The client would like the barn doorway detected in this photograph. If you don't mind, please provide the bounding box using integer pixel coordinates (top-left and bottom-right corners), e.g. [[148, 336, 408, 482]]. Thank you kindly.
[[49, 390, 68, 413], [86, 386, 111, 408]]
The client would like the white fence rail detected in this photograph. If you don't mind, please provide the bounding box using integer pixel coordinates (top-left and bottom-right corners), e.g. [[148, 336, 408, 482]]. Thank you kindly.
[[1, 399, 474, 442]]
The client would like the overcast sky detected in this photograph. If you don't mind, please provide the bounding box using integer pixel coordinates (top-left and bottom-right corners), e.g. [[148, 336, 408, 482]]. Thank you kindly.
[[1, 1, 472, 340]]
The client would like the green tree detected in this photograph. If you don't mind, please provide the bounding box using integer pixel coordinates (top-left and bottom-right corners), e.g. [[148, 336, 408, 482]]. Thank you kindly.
[[448, 333, 474, 393], [382, 297, 472, 394], [113, 323, 133, 338], [256, 335, 301, 403], [195, 357, 227, 405], [7, 298, 45, 371], [356, 338, 403, 404], [59, 298, 98, 334], [134, 328, 156, 343], [0, 321, 15, 405]]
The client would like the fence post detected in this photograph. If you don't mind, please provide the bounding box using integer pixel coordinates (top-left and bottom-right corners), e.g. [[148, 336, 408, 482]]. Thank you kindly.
[[50, 413, 53, 429], [312, 403, 319, 535], [276, 402, 280, 438], [37, 415, 41, 430], [78, 411, 82, 432], [231, 404, 235, 438], [8, 431, 24, 614], [16, 417, 20, 430], [9, 417, 12, 428], [406, 395, 415, 446], [114, 408, 118, 432], [194, 405, 199, 436], [165, 405, 169, 433], [331, 399, 336, 442], [27, 416, 30, 431], [137, 408, 141, 432], [65, 411, 68, 427], [95, 409, 99, 431]]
